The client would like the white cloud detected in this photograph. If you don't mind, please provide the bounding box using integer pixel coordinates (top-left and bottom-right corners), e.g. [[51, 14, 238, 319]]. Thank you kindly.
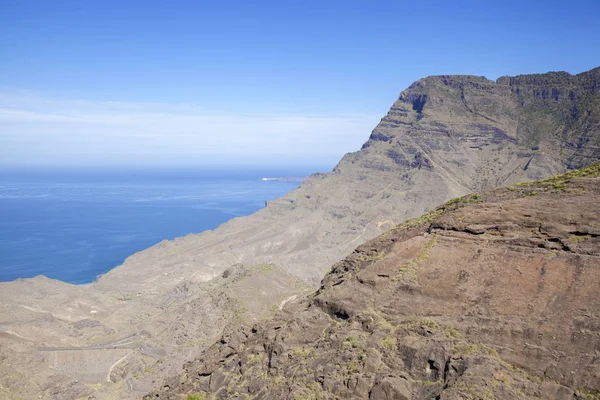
[[0, 92, 380, 166]]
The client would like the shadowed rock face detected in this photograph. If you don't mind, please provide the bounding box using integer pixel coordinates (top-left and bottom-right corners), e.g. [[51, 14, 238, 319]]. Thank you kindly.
[[147, 164, 600, 400], [1, 68, 599, 399]]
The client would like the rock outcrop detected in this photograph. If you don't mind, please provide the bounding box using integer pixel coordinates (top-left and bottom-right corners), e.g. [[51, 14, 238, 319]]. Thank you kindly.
[[148, 163, 600, 400]]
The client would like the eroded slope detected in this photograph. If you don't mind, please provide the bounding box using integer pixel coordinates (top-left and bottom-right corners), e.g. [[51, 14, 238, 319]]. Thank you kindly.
[[149, 164, 600, 400]]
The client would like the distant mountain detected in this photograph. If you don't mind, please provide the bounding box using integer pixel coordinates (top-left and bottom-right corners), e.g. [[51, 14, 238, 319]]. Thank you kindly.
[[0, 67, 599, 399], [147, 163, 600, 400]]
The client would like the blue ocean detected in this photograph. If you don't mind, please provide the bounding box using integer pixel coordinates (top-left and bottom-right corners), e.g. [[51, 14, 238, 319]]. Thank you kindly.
[[0, 167, 312, 284]]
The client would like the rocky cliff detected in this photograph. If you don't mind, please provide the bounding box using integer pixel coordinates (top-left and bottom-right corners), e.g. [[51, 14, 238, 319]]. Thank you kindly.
[[0, 67, 598, 399], [148, 163, 600, 400]]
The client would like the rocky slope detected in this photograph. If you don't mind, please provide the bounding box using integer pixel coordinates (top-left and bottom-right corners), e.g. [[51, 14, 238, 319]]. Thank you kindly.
[[148, 163, 600, 400], [0, 67, 599, 399], [0, 264, 309, 399]]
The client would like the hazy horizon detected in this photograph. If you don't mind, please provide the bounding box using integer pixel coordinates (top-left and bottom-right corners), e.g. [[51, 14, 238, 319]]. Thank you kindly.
[[0, 162, 334, 174]]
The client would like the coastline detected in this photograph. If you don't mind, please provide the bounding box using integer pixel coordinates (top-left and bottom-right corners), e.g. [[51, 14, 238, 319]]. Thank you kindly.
[[0, 172, 307, 284]]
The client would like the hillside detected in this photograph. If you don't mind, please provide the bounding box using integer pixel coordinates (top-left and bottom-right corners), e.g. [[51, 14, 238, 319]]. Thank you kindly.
[[148, 163, 600, 400], [0, 67, 599, 398]]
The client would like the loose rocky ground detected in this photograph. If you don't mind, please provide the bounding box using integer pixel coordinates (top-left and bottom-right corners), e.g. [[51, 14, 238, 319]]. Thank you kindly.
[[148, 163, 600, 400]]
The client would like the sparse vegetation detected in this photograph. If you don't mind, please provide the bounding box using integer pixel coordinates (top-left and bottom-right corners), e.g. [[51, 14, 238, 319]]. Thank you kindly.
[[342, 335, 361, 349], [569, 234, 592, 243], [398, 317, 462, 338], [393, 209, 445, 233], [293, 382, 325, 400], [454, 342, 499, 358], [355, 251, 385, 264], [290, 346, 316, 360], [184, 393, 208, 400], [379, 335, 397, 350], [578, 389, 600, 400], [393, 233, 438, 282], [445, 193, 483, 208], [246, 353, 264, 365], [506, 161, 600, 194]]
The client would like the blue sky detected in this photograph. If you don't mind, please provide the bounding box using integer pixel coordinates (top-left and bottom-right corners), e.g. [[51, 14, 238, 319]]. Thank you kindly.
[[1, 0, 599, 168]]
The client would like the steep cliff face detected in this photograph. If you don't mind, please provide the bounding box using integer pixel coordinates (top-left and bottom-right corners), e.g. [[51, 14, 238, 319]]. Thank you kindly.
[[498, 68, 600, 170], [0, 68, 599, 399], [147, 163, 600, 400], [351, 67, 600, 193]]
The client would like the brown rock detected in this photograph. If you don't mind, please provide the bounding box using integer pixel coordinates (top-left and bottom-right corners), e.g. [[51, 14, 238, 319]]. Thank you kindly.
[[146, 164, 600, 399]]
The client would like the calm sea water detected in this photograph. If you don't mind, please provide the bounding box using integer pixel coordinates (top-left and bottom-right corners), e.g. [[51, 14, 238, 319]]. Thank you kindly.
[[0, 167, 310, 284]]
